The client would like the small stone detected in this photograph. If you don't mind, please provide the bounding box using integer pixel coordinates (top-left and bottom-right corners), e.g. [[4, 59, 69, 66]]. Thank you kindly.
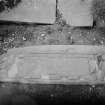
[[23, 37, 26, 41], [101, 41, 104, 45], [68, 31, 72, 34], [12, 34, 15, 36], [93, 38, 96, 41], [92, 85, 95, 88], [41, 33, 46, 37], [50, 94, 54, 97]]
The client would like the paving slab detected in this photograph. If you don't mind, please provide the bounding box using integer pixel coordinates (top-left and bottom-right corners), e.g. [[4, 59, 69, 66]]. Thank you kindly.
[[0, 45, 105, 84], [58, 0, 93, 26], [0, 0, 56, 23]]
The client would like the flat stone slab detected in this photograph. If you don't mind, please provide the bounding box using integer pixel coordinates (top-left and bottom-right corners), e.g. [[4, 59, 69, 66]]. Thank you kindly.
[[58, 0, 93, 26], [0, 45, 105, 84], [0, 0, 56, 23]]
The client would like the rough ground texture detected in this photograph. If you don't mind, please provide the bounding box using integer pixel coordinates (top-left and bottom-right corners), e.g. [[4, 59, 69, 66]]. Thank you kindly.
[[0, 1, 105, 105], [0, 83, 104, 105], [0, 22, 105, 55]]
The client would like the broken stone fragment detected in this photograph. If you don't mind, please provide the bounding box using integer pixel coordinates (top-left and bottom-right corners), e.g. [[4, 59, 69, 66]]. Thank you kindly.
[[58, 0, 93, 26]]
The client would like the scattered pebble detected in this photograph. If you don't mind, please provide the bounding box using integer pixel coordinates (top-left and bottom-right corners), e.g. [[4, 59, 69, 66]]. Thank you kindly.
[[0, 23, 105, 55], [23, 37, 26, 41]]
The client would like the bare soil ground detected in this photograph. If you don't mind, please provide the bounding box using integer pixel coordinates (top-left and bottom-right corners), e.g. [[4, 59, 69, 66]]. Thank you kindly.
[[0, 20, 105, 55]]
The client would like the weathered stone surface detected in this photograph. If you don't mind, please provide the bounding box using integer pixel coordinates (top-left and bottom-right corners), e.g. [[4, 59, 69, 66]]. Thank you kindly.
[[58, 0, 93, 26], [0, 45, 105, 84], [0, 0, 56, 23]]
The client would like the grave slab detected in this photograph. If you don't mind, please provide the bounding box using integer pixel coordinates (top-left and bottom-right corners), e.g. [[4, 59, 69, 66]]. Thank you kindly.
[[0, 45, 105, 84], [0, 0, 56, 24], [58, 0, 93, 26]]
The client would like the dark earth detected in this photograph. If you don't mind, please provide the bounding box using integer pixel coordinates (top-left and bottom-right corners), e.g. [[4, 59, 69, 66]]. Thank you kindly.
[[1, 0, 105, 105]]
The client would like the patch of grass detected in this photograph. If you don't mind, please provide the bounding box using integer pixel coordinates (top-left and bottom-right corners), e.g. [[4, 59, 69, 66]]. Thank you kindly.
[[0, 0, 21, 12], [91, 0, 105, 27]]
